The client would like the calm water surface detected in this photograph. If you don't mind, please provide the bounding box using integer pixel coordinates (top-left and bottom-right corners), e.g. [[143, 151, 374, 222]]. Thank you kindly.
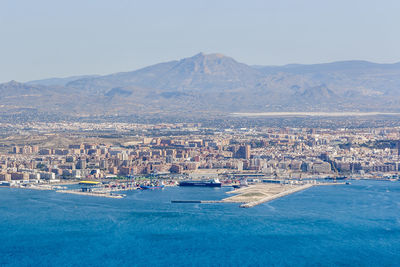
[[1, 180, 400, 266]]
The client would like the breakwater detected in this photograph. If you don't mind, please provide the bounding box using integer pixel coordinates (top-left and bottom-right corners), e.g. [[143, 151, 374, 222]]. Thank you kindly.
[[56, 190, 125, 199], [172, 182, 346, 208], [239, 184, 313, 208]]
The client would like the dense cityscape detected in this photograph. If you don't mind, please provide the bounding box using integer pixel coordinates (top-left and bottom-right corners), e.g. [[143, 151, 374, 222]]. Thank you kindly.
[[1, 121, 400, 185]]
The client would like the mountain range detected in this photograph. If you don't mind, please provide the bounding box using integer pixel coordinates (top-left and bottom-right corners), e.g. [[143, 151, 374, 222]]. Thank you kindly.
[[2, 52, 400, 117]]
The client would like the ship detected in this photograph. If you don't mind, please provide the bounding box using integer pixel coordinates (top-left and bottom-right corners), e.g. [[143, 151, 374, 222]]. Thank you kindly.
[[324, 176, 348, 180], [0, 181, 10, 187], [140, 184, 165, 190], [179, 178, 221, 187], [233, 179, 248, 189], [140, 181, 165, 190]]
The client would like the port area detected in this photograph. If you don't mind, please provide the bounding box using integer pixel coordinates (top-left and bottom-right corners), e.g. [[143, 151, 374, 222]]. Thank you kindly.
[[55, 182, 138, 198], [172, 182, 344, 208], [5, 179, 177, 199]]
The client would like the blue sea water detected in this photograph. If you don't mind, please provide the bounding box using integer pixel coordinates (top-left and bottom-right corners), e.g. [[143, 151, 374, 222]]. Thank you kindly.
[[1, 180, 400, 266]]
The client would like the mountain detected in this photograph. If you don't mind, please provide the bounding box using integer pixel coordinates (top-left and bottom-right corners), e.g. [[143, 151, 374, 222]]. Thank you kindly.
[[1, 53, 400, 118], [0, 80, 96, 115], [27, 75, 99, 87], [66, 52, 261, 92]]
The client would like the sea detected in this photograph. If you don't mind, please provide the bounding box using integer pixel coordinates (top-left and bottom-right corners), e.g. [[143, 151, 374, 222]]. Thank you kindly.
[[1, 180, 400, 266]]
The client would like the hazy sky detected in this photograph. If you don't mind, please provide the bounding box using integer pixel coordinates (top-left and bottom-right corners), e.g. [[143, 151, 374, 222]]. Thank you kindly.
[[1, 0, 399, 82]]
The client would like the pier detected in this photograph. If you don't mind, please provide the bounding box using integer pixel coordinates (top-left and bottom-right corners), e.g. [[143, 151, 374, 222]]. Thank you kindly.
[[229, 182, 345, 208], [171, 200, 202, 203], [172, 182, 345, 208], [56, 190, 125, 199], [171, 200, 222, 203], [239, 184, 313, 208]]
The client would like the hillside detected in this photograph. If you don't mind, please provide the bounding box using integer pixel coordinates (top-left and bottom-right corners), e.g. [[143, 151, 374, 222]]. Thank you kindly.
[[1, 53, 400, 117]]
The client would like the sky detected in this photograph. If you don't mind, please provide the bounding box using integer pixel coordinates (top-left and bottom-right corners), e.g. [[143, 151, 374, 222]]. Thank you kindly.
[[1, 0, 400, 83]]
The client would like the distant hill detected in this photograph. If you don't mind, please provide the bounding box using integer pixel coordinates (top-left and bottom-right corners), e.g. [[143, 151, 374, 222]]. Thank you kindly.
[[1, 53, 400, 117], [27, 75, 99, 86], [66, 52, 261, 93]]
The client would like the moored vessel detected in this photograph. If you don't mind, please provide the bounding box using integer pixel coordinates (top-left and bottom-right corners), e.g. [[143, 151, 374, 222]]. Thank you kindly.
[[179, 178, 221, 187], [324, 176, 348, 180], [140, 182, 165, 190], [140, 185, 165, 190]]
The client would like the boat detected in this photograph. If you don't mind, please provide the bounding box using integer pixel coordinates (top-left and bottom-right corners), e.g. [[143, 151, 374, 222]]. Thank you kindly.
[[233, 179, 248, 189], [324, 176, 347, 180], [79, 180, 100, 185], [179, 178, 221, 187], [0, 182, 10, 187], [140, 184, 165, 190]]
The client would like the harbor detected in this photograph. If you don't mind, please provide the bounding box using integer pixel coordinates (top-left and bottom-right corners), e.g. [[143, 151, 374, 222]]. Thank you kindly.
[[54, 180, 161, 198], [4, 177, 349, 205], [6, 177, 346, 205]]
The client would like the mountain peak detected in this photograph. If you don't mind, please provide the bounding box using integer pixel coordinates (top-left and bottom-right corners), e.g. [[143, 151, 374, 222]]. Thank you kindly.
[[0, 80, 25, 88], [181, 52, 245, 69], [194, 52, 226, 58], [171, 52, 257, 78], [6, 80, 21, 85]]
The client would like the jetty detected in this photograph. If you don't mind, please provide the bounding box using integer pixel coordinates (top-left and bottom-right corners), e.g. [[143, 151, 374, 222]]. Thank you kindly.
[[238, 184, 313, 208], [56, 190, 125, 199], [171, 200, 222, 204], [172, 182, 345, 208], [229, 182, 345, 208]]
